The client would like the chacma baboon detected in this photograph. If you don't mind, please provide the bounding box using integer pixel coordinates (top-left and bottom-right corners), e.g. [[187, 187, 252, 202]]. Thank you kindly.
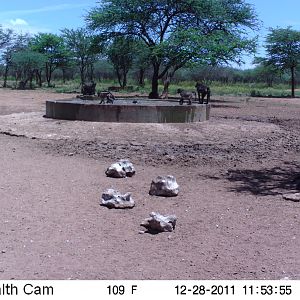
[[195, 82, 210, 104], [98, 91, 116, 104], [177, 88, 195, 105], [81, 81, 96, 96]]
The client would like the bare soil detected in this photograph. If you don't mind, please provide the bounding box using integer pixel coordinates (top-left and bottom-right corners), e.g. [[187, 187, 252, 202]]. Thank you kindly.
[[0, 89, 299, 280]]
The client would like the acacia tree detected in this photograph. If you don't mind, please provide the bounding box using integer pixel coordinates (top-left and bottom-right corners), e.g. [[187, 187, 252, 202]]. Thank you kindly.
[[264, 27, 300, 97], [253, 57, 281, 87], [86, 0, 259, 98], [0, 27, 14, 87], [61, 28, 101, 85], [133, 41, 151, 87], [1, 32, 31, 87], [30, 33, 68, 87], [107, 36, 137, 88], [11, 50, 46, 89], [0, 26, 13, 50]]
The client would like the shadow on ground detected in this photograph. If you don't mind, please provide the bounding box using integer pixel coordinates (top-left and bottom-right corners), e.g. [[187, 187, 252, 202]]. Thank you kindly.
[[225, 161, 300, 196]]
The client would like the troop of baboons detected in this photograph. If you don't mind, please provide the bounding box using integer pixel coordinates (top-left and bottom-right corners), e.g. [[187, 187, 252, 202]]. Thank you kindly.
[[177, 82, 210, 105], [82, 80, 210, 105]]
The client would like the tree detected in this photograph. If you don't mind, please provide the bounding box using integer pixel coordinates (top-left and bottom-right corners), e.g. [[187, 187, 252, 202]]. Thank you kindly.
[[86, 0, 259, 98], [252, 57, 281, 87], [11, 50, 46, 89], [263, 27, 300, 97], [1, 26, 15, 87], [133, 41, 151, 87], [61, 28, 101, 85], [0, 26, 13, 49], [107, 37, 136, 88], [30, 33, 68, 87], [1, 32, 31, 87]]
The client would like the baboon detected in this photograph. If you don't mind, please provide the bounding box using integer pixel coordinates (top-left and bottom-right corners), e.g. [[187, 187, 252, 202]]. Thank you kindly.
[[195, 82, 210, 104], [98, 91, 116, 104], [177, 88, 195, 105], [81, 81, 96, 96]]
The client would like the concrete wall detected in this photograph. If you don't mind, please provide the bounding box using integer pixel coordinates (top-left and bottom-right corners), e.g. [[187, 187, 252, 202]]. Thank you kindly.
[[46, 100, 210, 123]]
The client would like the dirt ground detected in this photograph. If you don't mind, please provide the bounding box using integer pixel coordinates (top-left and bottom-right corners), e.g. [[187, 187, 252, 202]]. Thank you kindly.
[[0, 89, 299, 280]]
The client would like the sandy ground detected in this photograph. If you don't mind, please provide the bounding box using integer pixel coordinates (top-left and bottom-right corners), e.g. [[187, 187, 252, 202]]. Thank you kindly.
[[0, 89, 299, 280]]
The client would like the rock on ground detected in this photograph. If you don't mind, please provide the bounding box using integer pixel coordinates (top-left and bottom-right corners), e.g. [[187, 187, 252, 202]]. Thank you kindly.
[[140, 212, 177, 233], [101, 188, 135, 208], [282, 193, 300, 202], [149, 175, 179, 197], [105, 159, 136, 178]]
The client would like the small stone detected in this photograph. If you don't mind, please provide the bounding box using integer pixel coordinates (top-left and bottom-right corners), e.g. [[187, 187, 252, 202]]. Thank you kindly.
[[101, 189, 135, 209], [282, 193, 300, 202], [130, 141, 144, 147]]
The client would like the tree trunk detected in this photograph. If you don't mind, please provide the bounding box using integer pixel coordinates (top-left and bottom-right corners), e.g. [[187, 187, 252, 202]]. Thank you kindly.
[[88, 63, 94, 82], [138, 68, 145, 86], [36, 70, 42, 87], [29, 73, 34, 89], [149, 64, 160, 99], [291, 66, 295, 98], [116, 68, 122, 88], [122, 68, 127, 88], [3, 64, 9, 88], [160, 76, 170, 99], [80, 59, 85, 86], [62, 68, 66, 84], [46, 63, 51, 87], [47, 72, 52, 87]]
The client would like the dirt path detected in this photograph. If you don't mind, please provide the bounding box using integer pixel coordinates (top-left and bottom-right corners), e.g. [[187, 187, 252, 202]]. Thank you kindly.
[[0, 89, 299, 279]]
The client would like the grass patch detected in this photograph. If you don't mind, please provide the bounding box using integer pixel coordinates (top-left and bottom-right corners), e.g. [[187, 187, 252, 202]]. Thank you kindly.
[[2, 77, 299, 98]]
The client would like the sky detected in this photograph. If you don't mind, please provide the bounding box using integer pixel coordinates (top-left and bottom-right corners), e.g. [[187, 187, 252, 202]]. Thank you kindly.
[[1, 0, 300, 68], [0, 0, 96, 34], [245, 0, 300, 66]]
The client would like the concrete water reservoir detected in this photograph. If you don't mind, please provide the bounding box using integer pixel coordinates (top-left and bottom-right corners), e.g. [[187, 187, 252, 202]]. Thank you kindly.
[[45, 98, 210, 123]]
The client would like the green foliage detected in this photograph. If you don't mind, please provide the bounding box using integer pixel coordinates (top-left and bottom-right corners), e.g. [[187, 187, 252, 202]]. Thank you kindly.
[[263, 27, 300, 97], [0, 25, 13, 49], [61, 28, 102, 84], [107, 36, 138, 87], [265, 27, 300, 70], [1, 31, 32, 87], [30, 33, 69, 86], [11, 50, 46, 89], [30, 33, 65, 59]]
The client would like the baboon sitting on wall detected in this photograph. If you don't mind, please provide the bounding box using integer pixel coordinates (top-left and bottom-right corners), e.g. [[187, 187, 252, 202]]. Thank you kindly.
[[98, 91, 115, 104], [195, 82, 210, 104], [177, 88, 195, 105]]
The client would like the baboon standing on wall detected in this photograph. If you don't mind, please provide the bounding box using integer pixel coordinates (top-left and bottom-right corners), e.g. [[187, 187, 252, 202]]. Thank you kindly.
[[195, 82, 210, 104], [98, 91, 115, 104], [177, 88, 195, 105]]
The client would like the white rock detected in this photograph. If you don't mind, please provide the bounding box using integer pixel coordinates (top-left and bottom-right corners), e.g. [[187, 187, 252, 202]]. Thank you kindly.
[[101, 188, 135, 208], [282, 193, 300, 202], [140, 212, 177, 233], [105, 159, 136, 178], [149, 175, 179, 197]]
